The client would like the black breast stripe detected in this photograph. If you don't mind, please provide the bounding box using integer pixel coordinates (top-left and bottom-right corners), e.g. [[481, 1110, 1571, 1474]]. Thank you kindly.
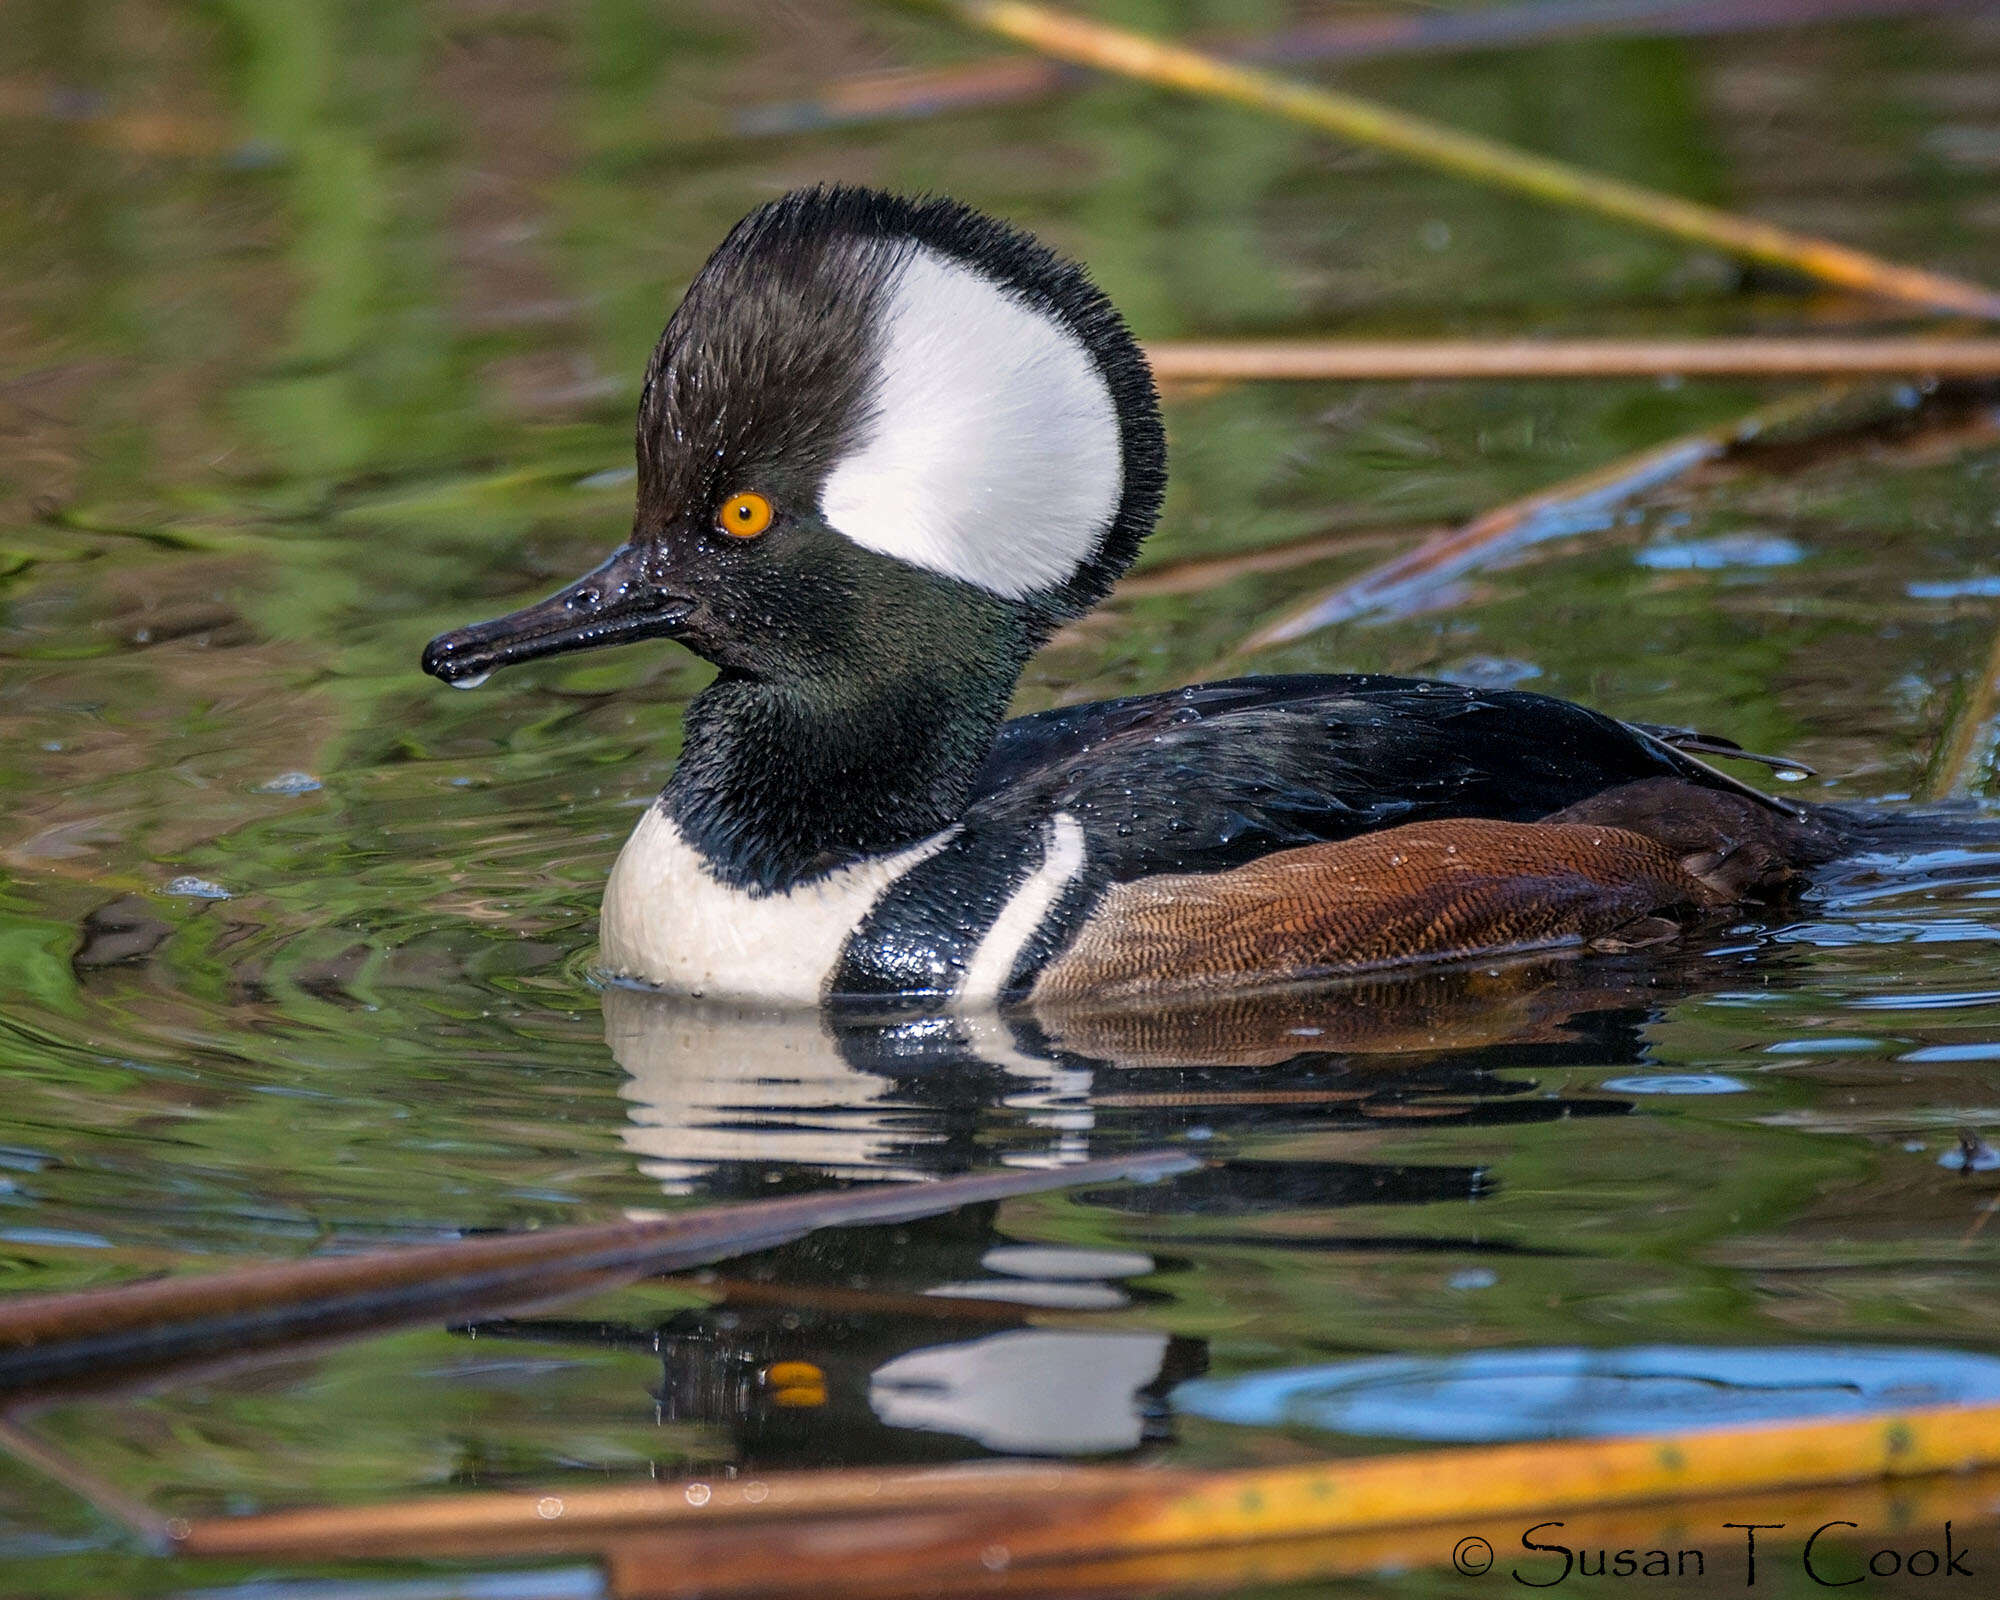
[[831, 820, 1049, 1002]]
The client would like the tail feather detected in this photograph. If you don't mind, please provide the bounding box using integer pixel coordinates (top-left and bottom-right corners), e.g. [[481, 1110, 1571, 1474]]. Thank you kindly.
[[1818, 798, 2000, 857], [1550, 777, 1847, 902]]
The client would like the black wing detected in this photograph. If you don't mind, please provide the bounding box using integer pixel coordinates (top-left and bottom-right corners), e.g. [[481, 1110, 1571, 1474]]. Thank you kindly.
[[833, 674, 1743, 999]]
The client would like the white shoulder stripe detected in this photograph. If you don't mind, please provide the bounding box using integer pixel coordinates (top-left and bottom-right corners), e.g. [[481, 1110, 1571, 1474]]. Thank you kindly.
[[958, 813, 1087, 1002], [820, 247, 1121, 598]]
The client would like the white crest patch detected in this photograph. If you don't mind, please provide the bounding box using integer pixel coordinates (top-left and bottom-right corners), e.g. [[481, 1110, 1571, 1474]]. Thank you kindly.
[[820, 247, 1122, 598]]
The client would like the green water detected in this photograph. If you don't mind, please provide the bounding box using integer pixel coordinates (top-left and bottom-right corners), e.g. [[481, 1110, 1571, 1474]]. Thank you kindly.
[[9, 3, 2000, 1596]]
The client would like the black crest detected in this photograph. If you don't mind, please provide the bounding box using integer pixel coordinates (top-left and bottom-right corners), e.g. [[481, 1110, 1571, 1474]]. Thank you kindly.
[[636, 185, 1167, 626]]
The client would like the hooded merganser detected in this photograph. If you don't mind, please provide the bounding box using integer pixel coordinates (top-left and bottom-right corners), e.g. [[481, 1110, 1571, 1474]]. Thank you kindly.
[[422, 186, 1842, 1008]]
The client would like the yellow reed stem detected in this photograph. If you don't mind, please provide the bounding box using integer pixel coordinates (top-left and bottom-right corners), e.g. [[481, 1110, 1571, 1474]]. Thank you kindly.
[[1105, 1403, 2000, 1555], [1928, 615, 2000, 798], [917, 0, 2000, 320], [598, 1465, 2000, 1598], [1145, 337, 2000, 383], [173, 1400, 2000, 1562]]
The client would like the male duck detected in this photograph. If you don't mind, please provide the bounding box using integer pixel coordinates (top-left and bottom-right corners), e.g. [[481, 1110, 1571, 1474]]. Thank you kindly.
[[423, 186, 1841, 1008]]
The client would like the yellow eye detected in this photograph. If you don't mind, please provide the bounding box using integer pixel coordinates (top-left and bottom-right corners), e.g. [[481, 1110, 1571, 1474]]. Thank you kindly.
[[717, 491, 773, 538]]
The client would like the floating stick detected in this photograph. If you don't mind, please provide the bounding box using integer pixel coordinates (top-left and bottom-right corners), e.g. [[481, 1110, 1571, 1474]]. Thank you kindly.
[[1239, 384, 1858, 645], [175, 1400, 2000, 1561], [1144, 337, 2000, 385], [605, 1469, 2000, 1599], [912, 0, 2000, 320], [0, 1149, 1195, 1392], [0, 1416, 177, 1550], [1114, 523, 1419, 598], [606, 1468, 2000, 1598]]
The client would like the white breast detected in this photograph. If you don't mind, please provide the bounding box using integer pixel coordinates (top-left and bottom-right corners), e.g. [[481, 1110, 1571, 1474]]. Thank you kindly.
[[598, 805, 951, 1005]]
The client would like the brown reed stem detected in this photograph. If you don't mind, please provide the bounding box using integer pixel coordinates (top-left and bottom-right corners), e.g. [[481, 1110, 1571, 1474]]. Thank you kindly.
[[0, 1149, 1196, 1393]]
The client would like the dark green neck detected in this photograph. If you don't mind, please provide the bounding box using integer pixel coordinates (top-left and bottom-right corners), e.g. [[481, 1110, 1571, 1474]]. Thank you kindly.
[[662, 600, 1036, 894]]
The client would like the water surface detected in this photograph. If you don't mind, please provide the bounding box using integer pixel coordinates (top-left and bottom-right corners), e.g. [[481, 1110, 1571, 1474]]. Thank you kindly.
[[8, 3, 2000, 1595]]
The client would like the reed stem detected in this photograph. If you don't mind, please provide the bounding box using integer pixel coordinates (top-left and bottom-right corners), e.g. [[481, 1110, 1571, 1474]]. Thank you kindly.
[[1240, 384, 1860, 646], [1144, 337, 2000, 383], [743, 0, 1984, 137], [174, 1399, 2000, 1560], [0, 1149, 1195, 1393], [914, 0, 2000, 319], [1928, 616, 2000, 797]]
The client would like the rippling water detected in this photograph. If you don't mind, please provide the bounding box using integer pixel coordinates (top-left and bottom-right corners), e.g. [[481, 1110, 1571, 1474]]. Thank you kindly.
[[10, 3, 2000, 1595]]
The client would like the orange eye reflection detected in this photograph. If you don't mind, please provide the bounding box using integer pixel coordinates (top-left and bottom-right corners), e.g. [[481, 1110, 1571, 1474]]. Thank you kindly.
[[717, 491, 774, 538]]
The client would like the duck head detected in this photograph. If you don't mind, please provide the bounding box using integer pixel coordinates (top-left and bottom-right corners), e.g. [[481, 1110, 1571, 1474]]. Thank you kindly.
[[423, 185, 1163, 688], [422, 187, 1165, 891]]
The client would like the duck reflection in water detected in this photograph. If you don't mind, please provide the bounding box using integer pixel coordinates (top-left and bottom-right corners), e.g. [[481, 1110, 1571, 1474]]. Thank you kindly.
[[463, 950, 1733, 1474], [604, 945, 1718, 1196]]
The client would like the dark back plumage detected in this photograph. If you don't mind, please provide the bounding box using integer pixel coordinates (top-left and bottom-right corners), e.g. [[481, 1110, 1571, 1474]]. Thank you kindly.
[[829, 674, 1748, 999]]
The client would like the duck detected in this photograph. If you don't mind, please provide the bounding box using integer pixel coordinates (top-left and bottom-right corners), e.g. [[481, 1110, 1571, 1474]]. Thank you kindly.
[[422, 185, 1845, 1010]]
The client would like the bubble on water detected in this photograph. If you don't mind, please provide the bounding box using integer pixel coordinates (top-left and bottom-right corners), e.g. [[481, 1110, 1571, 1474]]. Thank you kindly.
[[256, 771, 322, 794], [449, 672, 490, 690], [164, 876, 230, 901], [1447, 1269, 1498, 1291], [1601, 1074, 1748, 1095]]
